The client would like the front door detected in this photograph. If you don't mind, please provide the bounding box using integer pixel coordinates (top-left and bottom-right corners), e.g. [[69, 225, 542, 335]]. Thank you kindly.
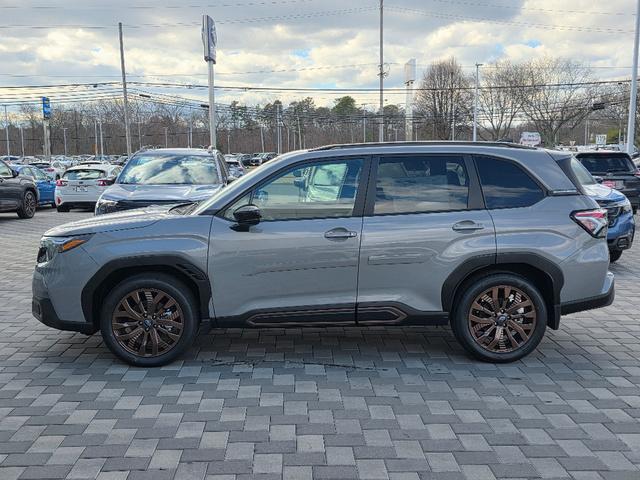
[[357, 154, 496, 322], [0, 161, 21, 209], [209, 157, 368, 326]]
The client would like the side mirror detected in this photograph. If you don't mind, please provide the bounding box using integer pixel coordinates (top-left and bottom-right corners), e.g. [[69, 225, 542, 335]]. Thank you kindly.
[[233, 204, 261, 227], [12, 169, 19, 178], [227, 176, 237, 183], [594, 176, 604, 184]]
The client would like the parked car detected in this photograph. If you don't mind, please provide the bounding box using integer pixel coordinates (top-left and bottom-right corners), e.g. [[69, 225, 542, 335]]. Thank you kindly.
[[33, 142, 614, 366], [94, 148, 229, 215], [237, 154, 253, 167], [55, 164, 122, 212], [0, 159, 38, 218], [575, 151, 640, 213], [28, 161, 65, 180], [563, 157, 634, 263], [248, 152, 276, 167], [10, 165, 56, 207], [223, 155, 246, 177]]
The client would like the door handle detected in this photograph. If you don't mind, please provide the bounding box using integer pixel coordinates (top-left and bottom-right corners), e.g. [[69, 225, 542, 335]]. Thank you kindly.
[[452, 221, 485, 232], [324, 228, 358, 239]]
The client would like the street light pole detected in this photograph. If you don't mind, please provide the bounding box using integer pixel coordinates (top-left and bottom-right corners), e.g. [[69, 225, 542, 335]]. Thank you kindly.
[[378, 0, 384, 142], [98, 121, 104, 157], [4, 106, 10, 157], [118, 22, 132, 157], [627, 0, 640, 154], [63, 127, 67, 156], [473, 63, 483, 142], [19, 126, 24, 157], [164, 127, 168, 148]]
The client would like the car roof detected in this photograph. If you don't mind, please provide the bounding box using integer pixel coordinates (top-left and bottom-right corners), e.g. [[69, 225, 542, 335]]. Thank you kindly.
[[135, 148, 217, 156]]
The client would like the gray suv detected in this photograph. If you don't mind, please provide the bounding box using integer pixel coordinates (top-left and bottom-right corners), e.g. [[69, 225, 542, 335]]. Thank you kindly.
[[32, 143, 614, 366]]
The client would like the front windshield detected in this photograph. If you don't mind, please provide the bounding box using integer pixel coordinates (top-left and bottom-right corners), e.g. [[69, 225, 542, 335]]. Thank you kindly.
[[117, 153, 220, 185], [569, 157, 596, 186]]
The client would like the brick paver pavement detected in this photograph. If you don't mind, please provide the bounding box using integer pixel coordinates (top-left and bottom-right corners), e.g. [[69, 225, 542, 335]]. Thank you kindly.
[[1, 208, 640, 480]]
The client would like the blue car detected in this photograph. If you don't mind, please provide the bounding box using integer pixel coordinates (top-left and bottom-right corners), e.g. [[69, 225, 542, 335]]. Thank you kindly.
[[10, 164, 56, 207], [582, 181, 635, 263]]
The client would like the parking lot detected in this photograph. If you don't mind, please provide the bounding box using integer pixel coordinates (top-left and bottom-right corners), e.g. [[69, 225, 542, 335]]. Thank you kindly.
[[0, 208, 640, 480]]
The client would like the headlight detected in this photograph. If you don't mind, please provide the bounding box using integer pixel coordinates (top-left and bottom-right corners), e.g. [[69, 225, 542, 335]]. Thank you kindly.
[[37, 235, 91, 264], [619, 198, 633, 214], [95, 198, 118, 216]]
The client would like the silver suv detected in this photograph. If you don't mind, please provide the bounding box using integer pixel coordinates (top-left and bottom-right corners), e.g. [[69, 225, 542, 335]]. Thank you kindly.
[[32, 143, 614, 366]]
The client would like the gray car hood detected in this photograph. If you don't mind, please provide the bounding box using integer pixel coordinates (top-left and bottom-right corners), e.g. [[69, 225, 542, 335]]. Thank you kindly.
[[44, 206, 174, 236], [103, 183, 223, 202]]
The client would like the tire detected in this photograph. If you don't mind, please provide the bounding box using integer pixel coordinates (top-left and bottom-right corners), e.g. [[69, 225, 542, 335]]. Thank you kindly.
[[609, 250, 623, 263], [99, 273, 199, 367], [450, 273, 547, 363], [16, 190, 37, 219], [56, 205, 70, 212]]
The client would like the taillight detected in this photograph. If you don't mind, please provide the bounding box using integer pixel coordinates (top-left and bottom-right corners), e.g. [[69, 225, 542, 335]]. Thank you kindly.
[[602, 180, 616, 188], [46, 168, 54, 172], [56, 179, 67, 187], [571, 209, 608, 238], [96, 179, 108, 186]]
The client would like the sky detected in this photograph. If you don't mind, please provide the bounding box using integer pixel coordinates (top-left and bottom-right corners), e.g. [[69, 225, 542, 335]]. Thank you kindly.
[[0, 0, 638, 111]]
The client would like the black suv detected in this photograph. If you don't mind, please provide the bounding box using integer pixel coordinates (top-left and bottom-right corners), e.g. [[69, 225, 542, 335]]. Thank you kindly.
[[575, 151, 640, 212], [0, 159, 38, 218]]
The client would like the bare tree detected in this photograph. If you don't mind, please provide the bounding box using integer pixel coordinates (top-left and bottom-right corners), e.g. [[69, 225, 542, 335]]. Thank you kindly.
[[414, 58, 472, 140], [478, 61, 526, 141], [518, 57, 595, 146]]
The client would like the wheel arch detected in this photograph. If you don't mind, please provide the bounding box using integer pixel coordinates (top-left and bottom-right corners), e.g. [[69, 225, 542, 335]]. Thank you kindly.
[[442, 253, 564, 329], [81, 255, 211, 329]]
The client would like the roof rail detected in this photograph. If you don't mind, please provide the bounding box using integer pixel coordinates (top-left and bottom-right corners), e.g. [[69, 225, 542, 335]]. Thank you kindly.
[[309, 141, 537, 151]]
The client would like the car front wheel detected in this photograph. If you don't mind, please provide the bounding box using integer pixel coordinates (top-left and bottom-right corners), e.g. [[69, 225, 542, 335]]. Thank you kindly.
[[451, 273, 547, 363], [100, 273, 199, 367], [609, 250, 623, 263]]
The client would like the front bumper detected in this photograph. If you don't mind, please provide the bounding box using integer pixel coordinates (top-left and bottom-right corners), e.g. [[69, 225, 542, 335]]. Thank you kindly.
[[32, 295, 97, 334], [560, 271, 615, 316], [607, 212, 635, 251]]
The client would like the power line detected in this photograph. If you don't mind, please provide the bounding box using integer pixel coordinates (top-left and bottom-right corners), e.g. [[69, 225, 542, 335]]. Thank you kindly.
[[420, 0, 630, 17], [0, 0, 318, 9]]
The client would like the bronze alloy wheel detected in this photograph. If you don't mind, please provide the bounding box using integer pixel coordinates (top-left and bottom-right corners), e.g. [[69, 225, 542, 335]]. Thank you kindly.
[[111, 288, 184, 357], [24, 191, 36, 216], [467, 284, 537, 354]]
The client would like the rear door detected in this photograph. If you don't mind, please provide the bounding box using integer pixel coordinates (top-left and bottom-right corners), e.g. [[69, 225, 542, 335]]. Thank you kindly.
[[32, 167, 55, 203], [356, 154, 495, 322]]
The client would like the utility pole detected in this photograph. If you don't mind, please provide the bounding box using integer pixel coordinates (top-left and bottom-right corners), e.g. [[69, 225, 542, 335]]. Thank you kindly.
[[378, 0, 384, 142], [118, 22, 132, 156], [297, 113, 302, 148], [202, 15, 217, 149], [137, 121, 142, 150], [188, 107, 193, 148], [98, 120, 104, 157], [227, 130, 231, 153], [94, 119, 98, 155], [260, 124, 265, 152], [3, 106, 9, 157], [473, 63, 483, 142], [63, 127, 68, 156], [404, 59, 416, 141], [627, 0, 640, 154], [276, 103, 282, 155], [164, 127, 168, 148], [362, 105, 367, 142], [451, 102, 456, 141], [19, 126, 24, 157]]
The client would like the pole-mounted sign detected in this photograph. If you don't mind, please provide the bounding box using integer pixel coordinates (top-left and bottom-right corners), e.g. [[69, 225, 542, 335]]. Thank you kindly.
[[202, 15, 217, 149], [42, 97, 51, 119], [202, 15, 217, 64]]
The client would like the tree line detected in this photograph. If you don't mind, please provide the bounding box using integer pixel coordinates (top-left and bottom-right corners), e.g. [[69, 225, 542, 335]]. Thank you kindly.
[[1, 56, 635, 157]]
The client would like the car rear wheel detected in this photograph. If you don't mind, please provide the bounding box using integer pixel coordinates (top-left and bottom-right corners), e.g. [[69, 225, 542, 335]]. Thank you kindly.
[[99, 273, 198, 367], [451, 273, 547, 363], [17, 190, 36, 219], [56, 204, 70, 212]]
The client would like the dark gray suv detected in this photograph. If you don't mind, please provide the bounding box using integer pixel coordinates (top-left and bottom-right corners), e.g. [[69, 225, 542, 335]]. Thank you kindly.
[[32, 142, 614, 366]]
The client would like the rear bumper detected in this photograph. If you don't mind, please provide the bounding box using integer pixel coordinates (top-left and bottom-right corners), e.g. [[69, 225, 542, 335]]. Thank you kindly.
[[560, 271, 615, 316]]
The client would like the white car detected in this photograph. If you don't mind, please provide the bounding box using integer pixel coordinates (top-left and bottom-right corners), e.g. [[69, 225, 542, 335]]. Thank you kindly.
[[55, 164, 121, 212]]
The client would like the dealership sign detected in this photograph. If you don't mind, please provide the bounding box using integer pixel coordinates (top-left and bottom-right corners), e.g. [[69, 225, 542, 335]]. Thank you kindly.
[[520, 131, 541, 146]]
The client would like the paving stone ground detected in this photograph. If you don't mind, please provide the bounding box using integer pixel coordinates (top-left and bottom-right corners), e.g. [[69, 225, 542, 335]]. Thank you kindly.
[[2, 208, 640, 480]]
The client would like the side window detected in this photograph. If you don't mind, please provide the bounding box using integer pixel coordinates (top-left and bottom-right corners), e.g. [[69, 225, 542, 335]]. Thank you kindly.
[[224, 158, 363, 221], [21, 168, 33, 178], [476, 157, 544, 209], [0, 162, 12, 177], [374, 156, 469, 215], [33, 169, 47, 181]]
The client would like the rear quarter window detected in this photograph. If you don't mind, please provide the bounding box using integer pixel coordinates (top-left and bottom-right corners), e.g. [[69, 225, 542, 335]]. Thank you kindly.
[[475, 156, 545, 209]]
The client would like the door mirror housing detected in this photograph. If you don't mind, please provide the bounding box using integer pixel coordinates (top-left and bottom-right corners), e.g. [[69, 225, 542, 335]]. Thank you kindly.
[[12, 169, 19, 178], [233, 204, 261, 227]]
